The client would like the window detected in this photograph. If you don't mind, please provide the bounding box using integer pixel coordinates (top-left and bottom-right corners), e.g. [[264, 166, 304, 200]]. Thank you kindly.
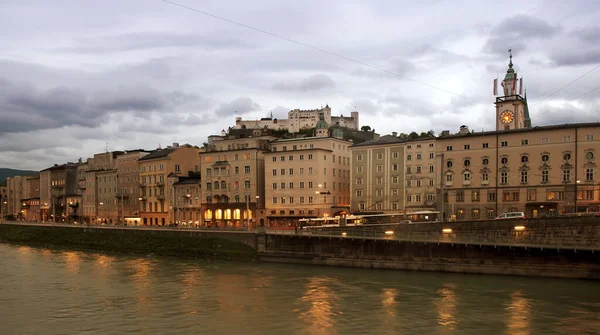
[[445, 174, 453, 183], [289, 168, 294, 175], [356, 166, 363, 173], [280, 197, 286, 204], [501, 141, 508, 147], [280, 169, 286, 176], [308, 196, 314, 204], [416, 180, 422, 187], [415, 194, 421, 202], [407, 154, 412, 161], [272, 197, 277, 204], [429, 152, 435, 159], [300, 154, 305, 160], [457, 209, 464, 219], [586, 168, 594, 181], [463, 172, 471, 182], [501, 172, 508, 184], [464, 144, 470, 150], [447, 161, 453, 168], [356, 177, 363, 185], [391, 176, 398, 184], [587, 134, 595, 141], [272, 169, 277, 176], [521, 156, 528, 163], [488, 191, 496, 202], [235, 167, 240, 175], [562, 169, 571, 182], [563, 153, 572, 161], [482, 171, 489, 182], [376, 177, 383, 185], [472, 209, 480, 219], [175, 165, 181, 172], [501, 157, 508, 165], [483, 143, 489, 148], [392, 164, 399, 171], [542, 154, 549, 163], [308, 154, 313, 159], [308, 182, 313, 188], [456, 192, 464, 202], [280, 182, 286, 190], [464, 159, 471, 167], [244, 180, 250, 189], [289, 155, 294, 161], [406, 194, 412, 202], [446, 146, 453, 151], [377, 153, 383, 160], [542, 138, 550, 144], [300, 197, 305, 204], [392, 202, 398, 210], [416, 153, 422, 160], [280, 156, 285, 162], [392, 152, 399, 159], [429, 165, 435, 173], [521, 139, 529, 145], [308, 167, 313, 175], [244, 166, 250, 174], [564, 136, 572, 142], [472, 190, 480, 202], [541, 169, 549, 183], [521, 170, 528, 184], [416, 166, 422, 173], [356, 190, 363, 197], [527, 190, 536, 201], [377, 165, 383, 172], [356, 154, 363, 161], [406, 166, 412, 174], [407, 180, 412, 187], [587, 152, 595, 160], [429, 179, 434, 186], [205, 168, 212, 176]]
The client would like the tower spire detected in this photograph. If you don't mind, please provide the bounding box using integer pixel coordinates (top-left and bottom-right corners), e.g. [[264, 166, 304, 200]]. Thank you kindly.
[[508, 48, 513, 69]]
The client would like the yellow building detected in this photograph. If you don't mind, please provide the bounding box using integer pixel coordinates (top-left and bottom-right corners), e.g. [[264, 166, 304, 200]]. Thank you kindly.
[[264, 127, 352, 227], [436, 54, 599, 221], [138, 143, 200, 226], [171, 174, 201, 227]]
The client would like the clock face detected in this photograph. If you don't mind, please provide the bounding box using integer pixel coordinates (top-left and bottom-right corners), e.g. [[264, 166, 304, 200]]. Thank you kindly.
[[500, 110, 514, 124]]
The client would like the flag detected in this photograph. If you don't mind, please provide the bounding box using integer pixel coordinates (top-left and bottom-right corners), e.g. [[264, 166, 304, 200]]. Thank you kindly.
[[512, 73, 517, 93], [493, 78, 498, 95], [501, 80, 505, 88], [519, 77, 523, 95]]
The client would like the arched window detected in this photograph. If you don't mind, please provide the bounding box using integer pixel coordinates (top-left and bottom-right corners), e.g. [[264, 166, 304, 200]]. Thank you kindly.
[[221, 181, 226, 189], [215, 209, 223, 220], [233, 209, 241, 220], [204, 209, 213, 220], [214, 181, 220, 190], [224, 209, 232, 220]]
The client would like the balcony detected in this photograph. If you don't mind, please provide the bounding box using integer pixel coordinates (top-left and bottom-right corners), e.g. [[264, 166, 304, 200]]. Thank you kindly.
[[156, 181, 165, 187], [463, 180, 471, 186], [157, 195, 165, 200], [51, 184, 64, 189]]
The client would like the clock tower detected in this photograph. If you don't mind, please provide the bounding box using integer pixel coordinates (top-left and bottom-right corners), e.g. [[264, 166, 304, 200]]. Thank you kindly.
[[494, 50, 531, 131]]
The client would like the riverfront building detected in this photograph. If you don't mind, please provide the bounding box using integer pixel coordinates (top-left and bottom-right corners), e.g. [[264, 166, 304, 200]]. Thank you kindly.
[[171, 174, 201, 226], [199, 132, 274, 228], [436, 55, 600, 221], [116, 150, 151, 224], [138, 143, 201, 226], [264, 121, 352, 227]]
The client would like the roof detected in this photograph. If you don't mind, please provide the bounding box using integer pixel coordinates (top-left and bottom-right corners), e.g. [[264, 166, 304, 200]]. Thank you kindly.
[[40, 163, 78, 172], [173, 177, 201, 186], [271, 136, 349, 143], [138, 147, 178, 161], [315, 118, 328, 129], [437, 122, 600, 140], [351, 135, 403, 147]]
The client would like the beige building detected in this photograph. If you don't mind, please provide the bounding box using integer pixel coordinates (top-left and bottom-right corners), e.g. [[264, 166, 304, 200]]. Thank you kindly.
[[6, 176, 25, 219], [96, 169, 118, 224], [350, 136, 404, 214], [39, 170, 51, 221], [436, 55, 599, 221], [117, 150, 151, 223], [0, 184, 7, 219], [171, 174, 201, 226], [264, 126, 352, 227], [39, 163, 78, 222], [199, 135, 273, 228], [21, 175, 41, 221], [138, 143, 201, 226]]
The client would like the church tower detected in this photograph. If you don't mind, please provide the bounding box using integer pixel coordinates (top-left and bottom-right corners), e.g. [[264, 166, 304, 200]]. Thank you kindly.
[[494, 50, 531, 131]]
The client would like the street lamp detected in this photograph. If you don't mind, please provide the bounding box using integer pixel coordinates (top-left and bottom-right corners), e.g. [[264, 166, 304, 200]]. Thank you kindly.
[[575, 180, 581, 214], [99, 202, 104, 224]]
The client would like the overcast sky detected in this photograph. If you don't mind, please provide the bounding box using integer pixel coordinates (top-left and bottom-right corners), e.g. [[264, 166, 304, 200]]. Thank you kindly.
[[1, 0, 599, 170]]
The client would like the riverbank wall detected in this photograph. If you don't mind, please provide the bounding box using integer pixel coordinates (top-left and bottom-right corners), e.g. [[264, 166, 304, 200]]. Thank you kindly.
[[0, 224, 257, 260], [259, 217, 600, 279]]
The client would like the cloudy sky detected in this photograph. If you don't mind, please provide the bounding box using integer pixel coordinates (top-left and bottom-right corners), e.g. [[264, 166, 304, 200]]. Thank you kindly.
[[1, 0, 599, 170]]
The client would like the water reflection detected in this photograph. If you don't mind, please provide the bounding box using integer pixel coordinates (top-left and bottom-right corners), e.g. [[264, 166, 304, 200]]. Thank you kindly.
[[179, 265, 205, 315], [435, 283, 458, 330], [381, 288, 398, 316], [93, 254, 115, 280], [505, 291, 531, 335], [127, 258, 153, 307], [299, 276, 339, 334], [63, 251, 81, 275]]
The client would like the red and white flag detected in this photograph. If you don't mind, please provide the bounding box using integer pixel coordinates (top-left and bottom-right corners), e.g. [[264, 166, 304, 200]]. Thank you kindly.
[[519, 77, 523, 95], [493, 78, 498, 96]]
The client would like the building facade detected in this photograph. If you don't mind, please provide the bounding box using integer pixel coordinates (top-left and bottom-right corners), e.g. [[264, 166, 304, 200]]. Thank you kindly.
[[265, 130, 352, 227], [41, 163, 78, 222], [21, 175, 41, 221], [6, 176, 24, 219], [199, 135, 272, 228], [138, 144, 201, 226], [117, 150, 150, 223], [0, 184, 7, 219], [171, 174, 201, 227], [235, 105, 359, 133], [436, 55, 599, 221], [96, 169, 118, 224]]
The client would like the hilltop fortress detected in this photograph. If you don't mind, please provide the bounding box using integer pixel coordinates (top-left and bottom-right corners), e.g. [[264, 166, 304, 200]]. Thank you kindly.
[[235, 105, 359, 133]]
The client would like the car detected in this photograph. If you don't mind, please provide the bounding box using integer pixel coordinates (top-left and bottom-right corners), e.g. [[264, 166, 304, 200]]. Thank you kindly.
[[495, 212, 526, 220]]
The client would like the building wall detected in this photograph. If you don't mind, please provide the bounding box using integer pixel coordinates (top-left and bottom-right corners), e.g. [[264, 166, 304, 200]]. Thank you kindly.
[[22, 176, 40, 221], [265, 137, 352, 227], [437, 124, 600, 221], [39, 170, 50, 221], [139, 145, 201, 226], [117, 151, 149, 220], [199, 137, 271, 228], [173, 180, 201, 226], [405, 139, 438, 212], [0, 185, 7, 218], [96, 170, 118, 223], [350, 142, 406, 213], [6, 176, 24, 218]]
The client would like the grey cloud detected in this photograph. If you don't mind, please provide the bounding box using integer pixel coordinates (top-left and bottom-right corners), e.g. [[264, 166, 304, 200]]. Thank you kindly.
[[273, 74, 335, 92], [66, 32, 256, 53], [572, 26, 600, 43], [0, 78, 204, 133], [484, 15, 560, 54], [214, 97, 261, 117], [549, 47, 600, 66], [533, 101, 600, 126]]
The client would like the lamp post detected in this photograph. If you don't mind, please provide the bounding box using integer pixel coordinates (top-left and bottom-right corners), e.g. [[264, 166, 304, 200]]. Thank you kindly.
[[575, 180, 581, 214], [315, 184, 331, 217], [99, 201, 104, 224]]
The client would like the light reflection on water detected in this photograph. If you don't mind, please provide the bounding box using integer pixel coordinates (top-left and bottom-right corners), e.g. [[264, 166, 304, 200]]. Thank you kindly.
[[0, 243, 599, 335]]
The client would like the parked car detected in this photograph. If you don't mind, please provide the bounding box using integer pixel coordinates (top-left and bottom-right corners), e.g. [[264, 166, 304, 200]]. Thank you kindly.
[[495, 212, 526, 220]]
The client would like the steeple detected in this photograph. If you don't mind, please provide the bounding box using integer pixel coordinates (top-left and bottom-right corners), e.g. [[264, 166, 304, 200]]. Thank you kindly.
[[502, 49, 518, 96]]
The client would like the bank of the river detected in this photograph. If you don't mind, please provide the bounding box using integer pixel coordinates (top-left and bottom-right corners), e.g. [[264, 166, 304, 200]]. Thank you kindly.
[[0, 224, 257, 261]]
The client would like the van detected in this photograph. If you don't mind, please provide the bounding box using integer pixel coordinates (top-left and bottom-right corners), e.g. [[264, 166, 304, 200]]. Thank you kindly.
[[495, 212, 526, 220]]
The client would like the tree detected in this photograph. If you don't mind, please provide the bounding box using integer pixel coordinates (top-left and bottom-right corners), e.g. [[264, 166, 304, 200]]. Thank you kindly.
[[361, 125, 371, 132]]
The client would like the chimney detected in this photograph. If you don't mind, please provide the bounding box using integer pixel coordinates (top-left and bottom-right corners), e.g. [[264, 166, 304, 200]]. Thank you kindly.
[[172, 142, 179, 148], [392, 132, 398, 137], [441, 130, 450, 137], [459, 125, 469, 134]]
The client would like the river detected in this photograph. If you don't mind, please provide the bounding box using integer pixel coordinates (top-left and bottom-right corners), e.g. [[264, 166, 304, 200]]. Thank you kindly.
[[0, 243, 598, 335]]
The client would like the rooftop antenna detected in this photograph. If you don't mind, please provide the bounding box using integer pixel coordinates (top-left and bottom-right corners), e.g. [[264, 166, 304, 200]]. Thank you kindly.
[[105, 142, 108, 153]]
